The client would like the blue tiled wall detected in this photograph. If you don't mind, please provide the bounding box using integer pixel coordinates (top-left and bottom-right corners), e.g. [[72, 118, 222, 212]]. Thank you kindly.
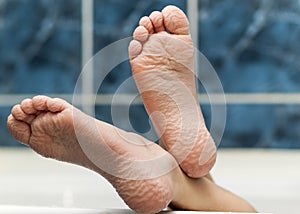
[[1, 0, 300, 148]]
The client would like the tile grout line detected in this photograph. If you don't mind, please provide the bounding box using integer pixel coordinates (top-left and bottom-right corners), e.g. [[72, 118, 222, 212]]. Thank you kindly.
[[81, 0, 94, 116], [1, 94, 300, 106]]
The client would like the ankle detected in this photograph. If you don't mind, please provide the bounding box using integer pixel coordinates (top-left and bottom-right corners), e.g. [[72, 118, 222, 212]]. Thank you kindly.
[[168, 167, 188, 208]]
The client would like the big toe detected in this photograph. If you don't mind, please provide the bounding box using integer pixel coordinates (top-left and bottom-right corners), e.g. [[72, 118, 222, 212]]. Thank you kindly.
[[162, 5, 190, 35]]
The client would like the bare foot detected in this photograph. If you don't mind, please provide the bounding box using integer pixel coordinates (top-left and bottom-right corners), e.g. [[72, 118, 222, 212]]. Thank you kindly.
[[7, 95, 182, 214], [129, 5, 216, 178]]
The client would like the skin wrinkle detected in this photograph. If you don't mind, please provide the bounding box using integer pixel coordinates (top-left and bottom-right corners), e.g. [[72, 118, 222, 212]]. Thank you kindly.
[[75, 115, 179, 181], [130, 21, 215, 176], [7, 5, 257, 213]]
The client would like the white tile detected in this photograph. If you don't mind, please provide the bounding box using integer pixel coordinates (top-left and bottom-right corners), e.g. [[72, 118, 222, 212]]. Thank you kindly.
[[1, 148, 298, 213]]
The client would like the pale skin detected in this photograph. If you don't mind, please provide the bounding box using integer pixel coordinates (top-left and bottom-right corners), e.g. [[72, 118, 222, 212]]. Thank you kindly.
[[7, 5, 257, 214], [129, 5, 216, 178]]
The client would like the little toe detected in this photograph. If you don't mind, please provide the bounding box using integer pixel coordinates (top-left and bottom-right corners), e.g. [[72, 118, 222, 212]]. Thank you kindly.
[[149, 11, 165, 32], [139, 16, 154, 34], [11, 105, 36, 124], [129, 40, 143, 60], [133, 26, 149, 43], [7, 114, 31, 145], [21, 99, 38, 115], [162, 5, 190, 35]]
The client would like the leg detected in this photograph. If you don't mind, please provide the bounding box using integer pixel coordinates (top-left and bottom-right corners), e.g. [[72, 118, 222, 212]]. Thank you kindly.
[[7, 96, 257, 213], [129, 5, 216, 178], [7, 96, 177, 214], [170, 174, 257, 212]]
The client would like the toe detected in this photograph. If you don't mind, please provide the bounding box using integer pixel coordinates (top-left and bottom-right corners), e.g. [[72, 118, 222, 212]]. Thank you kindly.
[[139, 16, 154, 34], [133, 26, 149, 43], [32, 96, 70, 112], [129, 40, 143, 60], [149, 11, 165, 32], [199, 137, 217, 166], [32, 95, 50, 111], [47, 98, 70, 112], [162, 5, 190, 35], [21, 98, 38, 115], [7, 114, 31, 145], [11, 105, 36, 124]]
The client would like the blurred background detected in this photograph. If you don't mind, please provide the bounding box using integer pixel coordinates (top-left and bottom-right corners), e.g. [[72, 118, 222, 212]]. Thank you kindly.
[[1, 0, 300, 148], [1, 1, 300, 213]]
